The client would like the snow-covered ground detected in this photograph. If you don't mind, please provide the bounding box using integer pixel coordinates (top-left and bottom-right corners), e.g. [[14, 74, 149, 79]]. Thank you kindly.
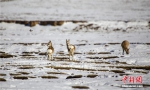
[[0, 21, 150, 90], [0, 0, 150, 21], [0, 0, 150, 90]]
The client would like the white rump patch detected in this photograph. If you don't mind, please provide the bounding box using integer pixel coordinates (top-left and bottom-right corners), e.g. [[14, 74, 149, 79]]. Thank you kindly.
[[69, 45, 74, 49], [47, 49, 52, 54]]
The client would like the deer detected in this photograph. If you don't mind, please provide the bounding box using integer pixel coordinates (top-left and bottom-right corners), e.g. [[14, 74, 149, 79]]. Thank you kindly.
[[66, 39, 76, 60], [121, 40, 130, 55], [47, 41, 54, 60]]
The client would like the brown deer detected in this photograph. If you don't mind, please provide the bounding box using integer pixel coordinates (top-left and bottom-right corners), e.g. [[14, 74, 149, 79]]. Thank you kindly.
[[66, 39, 76, 60], [121, 40, 130, 55], [47, 41, 54, 60]]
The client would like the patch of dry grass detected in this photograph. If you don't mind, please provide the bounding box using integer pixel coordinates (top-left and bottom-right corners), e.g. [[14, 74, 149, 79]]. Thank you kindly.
[[108, 43, 120, 45], [86, 61, 110, 64], [66, 75, 82, 79], [18, 65, 35, 69], [116, 66, 150, 70], [54, 56, 69, 60], [22, 52, 38, 54], [41, 76, 58, 79], [72, 85, 89, 89], [50, 58, 80, 63], [87, 52, 97, 55], [20, 54, 35, 56], [46, 66, 72, 70], [87, 74, 98, 78], [94, 43, 103, 45], [102, 56, 119, 59], [143, 84, 150, 87], [133, 70, 149, 74], [13, 76, 28, 80], [0, 53, 16, 58], [0, 78, 6, 81], [28, 76, 36, 78], [119, 73, 130, 76], [86, 56, 119, 59], [39, 52, 47, 55], [45, 65, 109, 72], [0, 73, 6, 76], [0, 51, 5, 53], [110, 70, 125, 73], [10, 73, 22, 76], [98, 52, 111, 54], [21, 57, 38, 59], [74, 52, 82, 54], [75, 44, 86, 46], [13, 43, 39, 46], [47, 72, 67, 75], [17, 72, 30, 75]]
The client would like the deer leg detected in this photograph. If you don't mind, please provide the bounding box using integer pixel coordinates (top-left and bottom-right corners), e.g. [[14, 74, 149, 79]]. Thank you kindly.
[[52, 55, 53, 60], [47, 54, 49, 60], [122, 49, 124, 55], [69, 52, 71, 60], [72, 55, 74, 60], [69, 55, 71, 60], [49, 55, 51, 60], [72, 53, 74, 60], [48, 54, 50, 60]]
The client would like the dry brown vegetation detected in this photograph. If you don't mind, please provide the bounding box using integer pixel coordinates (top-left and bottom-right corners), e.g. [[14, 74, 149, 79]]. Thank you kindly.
[[86, 61, 110, 64], [38, 52, 47, 55], [87, 74, 98, 78], [143, 84, 150, 87], [133, 70, 149, 74], [72, 85, 89, 89], [98, 52, 111, 54], [86, 56, 119, 59], [18, 65, 35, 69], [116, 66, 150, 70], [0, 78, 6, 81], [22, 52, 39, 54], [0, 20, 73, 26], [41, 75, 58, 79], [45, 65, 109, 72], [0, 73, 6, 76], [110, 70, 125, 73], [66, 75, 82, 79], [47, 72, 67, 75], [10, 73, 22, 76], [0, 51, 5, 53], [17, 72, 30, 75], [13, 76, 28, 80], [20, 54, 35, 57], [87, 52, 97, 55], [0, 53, 16, 58], [74, 52, 82, 54]]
